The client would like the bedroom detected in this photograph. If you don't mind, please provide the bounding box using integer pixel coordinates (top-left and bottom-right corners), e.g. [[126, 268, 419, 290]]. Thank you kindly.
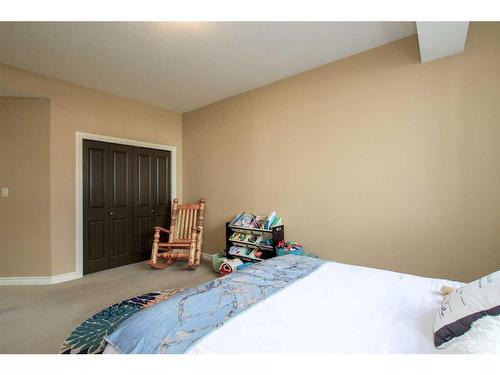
[[1, 0, 499, 373]]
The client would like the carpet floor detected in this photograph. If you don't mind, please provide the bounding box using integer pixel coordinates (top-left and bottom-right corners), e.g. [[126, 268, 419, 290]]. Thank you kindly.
[[0, 260, 217, 354]]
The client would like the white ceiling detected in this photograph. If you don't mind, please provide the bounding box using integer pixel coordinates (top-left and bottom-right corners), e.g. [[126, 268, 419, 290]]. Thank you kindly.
[[0, 22, 416, 113]]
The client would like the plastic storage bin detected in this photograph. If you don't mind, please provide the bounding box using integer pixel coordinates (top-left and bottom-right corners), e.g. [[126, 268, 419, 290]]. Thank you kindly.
[[276, 247, 304, 256], [276, 241, 304, 256]]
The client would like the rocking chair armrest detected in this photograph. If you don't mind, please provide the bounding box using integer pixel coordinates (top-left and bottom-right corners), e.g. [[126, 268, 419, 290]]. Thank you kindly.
[[154, 226, 171, 234]]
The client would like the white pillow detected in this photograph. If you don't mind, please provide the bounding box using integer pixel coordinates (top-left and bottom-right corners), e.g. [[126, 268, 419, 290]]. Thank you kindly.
[[434, 270, 500, 348], [439, 315, 500, 354]]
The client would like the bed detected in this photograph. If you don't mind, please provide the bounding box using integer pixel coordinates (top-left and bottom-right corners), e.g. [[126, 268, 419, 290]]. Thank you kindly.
[[103, 255, 463, 354]]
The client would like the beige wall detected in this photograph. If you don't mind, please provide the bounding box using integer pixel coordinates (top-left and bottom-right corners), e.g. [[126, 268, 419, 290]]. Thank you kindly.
[[0, 98, 52, 276], [0, 64, 182, 276], [183, 22, 500, 282]]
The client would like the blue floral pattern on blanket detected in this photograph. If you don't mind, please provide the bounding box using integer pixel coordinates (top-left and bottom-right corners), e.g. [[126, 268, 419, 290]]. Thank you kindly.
[[105, 255, 326, 354], [59, 289, 181, 354]]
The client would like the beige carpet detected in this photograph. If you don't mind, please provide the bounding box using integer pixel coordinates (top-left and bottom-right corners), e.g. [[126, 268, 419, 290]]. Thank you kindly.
[[0, 260, 216, 354]]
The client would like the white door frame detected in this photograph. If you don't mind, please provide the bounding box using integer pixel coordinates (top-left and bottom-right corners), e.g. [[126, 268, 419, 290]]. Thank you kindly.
[[75, 132, 177, 277]]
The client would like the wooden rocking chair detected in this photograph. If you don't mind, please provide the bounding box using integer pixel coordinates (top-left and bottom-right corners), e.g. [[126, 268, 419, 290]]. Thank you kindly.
[[148, 198, 206, 270]]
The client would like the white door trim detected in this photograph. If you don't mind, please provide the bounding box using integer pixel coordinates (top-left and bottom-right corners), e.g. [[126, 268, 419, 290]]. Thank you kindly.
[[75, 132, 177, 278]]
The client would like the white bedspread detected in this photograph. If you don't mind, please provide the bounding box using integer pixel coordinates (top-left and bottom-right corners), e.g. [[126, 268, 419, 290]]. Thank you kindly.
[[105, 261, 463, 354]]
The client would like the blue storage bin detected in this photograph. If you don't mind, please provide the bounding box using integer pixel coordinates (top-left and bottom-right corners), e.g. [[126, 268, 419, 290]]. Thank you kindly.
[[276, 247, 304, 256]]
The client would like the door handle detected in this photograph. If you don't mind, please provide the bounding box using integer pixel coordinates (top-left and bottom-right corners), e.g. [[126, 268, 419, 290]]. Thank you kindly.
[[151, 209, 155, 213], [110, 212, 114, 215]]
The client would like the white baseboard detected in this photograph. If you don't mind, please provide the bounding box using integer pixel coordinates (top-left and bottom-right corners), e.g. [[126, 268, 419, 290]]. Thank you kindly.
[[0, 271, 82, 286], [1, 254, 217, 286], [51, 271, 82, 284], [0, 276, 53, 286]]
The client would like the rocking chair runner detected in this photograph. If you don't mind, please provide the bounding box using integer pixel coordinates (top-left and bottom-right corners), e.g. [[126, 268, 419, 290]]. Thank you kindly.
[[148, 198, 206, 270]]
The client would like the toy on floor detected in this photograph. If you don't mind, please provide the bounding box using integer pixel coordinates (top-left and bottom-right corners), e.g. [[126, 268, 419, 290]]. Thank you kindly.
[[211, 253, 226, 273], [219, 258, 243, 276], [276, 240, 304, 256]]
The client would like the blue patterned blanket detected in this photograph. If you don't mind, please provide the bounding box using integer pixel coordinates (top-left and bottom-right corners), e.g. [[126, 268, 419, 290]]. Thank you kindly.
[[105, 255, 326, 354]]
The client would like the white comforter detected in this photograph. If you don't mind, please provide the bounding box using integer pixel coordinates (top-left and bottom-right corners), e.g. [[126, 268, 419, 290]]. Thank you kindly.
[[105, 261, 463, 354]]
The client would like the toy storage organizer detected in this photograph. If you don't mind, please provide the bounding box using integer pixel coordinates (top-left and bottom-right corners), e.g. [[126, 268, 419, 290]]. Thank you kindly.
[[225, 221, 285, 263]]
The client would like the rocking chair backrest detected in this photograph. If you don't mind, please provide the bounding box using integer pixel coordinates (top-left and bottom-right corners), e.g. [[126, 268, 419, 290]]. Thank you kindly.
[[169, 198, 206, 241]]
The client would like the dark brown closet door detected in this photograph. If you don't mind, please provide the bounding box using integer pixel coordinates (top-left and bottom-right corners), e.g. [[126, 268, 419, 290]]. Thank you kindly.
[[133, 148, 156, 262], [84, 141, 171, 274], [83, 140, 134, 274], [83, 140, 110, 274], [108, 143, 134, 268], [132, 148, 172, 262]]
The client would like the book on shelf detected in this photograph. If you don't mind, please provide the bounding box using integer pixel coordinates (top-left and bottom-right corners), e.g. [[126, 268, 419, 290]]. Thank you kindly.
[[229, 211, 282, 230], [228, 245, 252, 257], [256, 237, 273, 246], [229, 232, 273, 248], [231, 212, 254, 227], [227, 246, 268, 261], [229, 232, 246, 242], [262, 211, 275, 229]]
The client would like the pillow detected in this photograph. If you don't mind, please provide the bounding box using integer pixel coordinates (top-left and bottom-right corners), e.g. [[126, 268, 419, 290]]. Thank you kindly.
[[439, 315, 500, 354], [434, 270, 500, 348]]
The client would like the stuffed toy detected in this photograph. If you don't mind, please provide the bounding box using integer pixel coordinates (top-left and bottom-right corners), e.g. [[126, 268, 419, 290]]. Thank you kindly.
[[440, 285, 456, 295], [219, 258, 243, 276], [440, 285, 456, 302]]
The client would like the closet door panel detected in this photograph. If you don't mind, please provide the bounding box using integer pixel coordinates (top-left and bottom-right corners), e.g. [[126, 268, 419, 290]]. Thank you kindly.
[[108, 143, 134, 268], [88, 220, 106, 261], [111, 149, 128, 207], [137, 153, 153, 207], [153, 150, 172, 231], [111, 219, 128, 255], [137, 216, 154, 256], [133, 148, 155, 262]]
